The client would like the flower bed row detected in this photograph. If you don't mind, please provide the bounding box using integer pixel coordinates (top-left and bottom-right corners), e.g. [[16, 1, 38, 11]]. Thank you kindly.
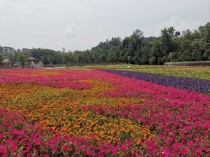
[[121, 65, 210, 80], [103, 69, 210, 94]]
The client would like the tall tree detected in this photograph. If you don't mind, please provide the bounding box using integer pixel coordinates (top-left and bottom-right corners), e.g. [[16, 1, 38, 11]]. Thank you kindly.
[[0, 54, 3, 66], [160, 27, 176, 56], [17, 54, 26, 68]]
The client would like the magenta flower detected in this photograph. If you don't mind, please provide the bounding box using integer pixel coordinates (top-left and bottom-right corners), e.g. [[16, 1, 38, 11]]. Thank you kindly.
[[52, 147, 57, 153], [0, 133, 4, 139], [205, 148, 210, 152], [0, 145, 6, 153], [162, 147, 171, 157], [194, 149, 201, 156], [11, 130, 24, 136], [33, 138, 41, 145], [110, 147, 117, 155], [62, 145, 68, 151], [181, 148, 189, 155]]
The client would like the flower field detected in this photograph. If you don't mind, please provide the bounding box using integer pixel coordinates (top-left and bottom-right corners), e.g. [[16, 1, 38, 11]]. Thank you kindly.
[[0, 68, 210, 156], [103, 69, 210, 94], [93, 64, 210, 80]]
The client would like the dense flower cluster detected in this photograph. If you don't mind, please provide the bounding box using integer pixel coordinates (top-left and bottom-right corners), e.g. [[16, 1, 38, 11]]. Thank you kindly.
[[0, 68, 209, 156], [121, 66, 210, 80], [0, 108, 144, 157], [103, 69, 210, 93]]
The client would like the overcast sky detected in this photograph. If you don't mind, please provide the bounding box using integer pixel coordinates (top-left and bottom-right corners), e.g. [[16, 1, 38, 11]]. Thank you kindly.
[[0, 0, 210, 51]]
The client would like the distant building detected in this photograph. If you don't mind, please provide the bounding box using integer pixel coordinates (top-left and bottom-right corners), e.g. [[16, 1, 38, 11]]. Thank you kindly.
[[22, 48, 31, 53], [1, 59, 11, 68], [26, 57, 43, 68], [3, 47, 15, 54], [1, 47, 15, 58]]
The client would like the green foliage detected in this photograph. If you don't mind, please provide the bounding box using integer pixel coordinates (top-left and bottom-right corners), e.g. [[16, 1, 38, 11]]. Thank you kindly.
[[17, 54, 26, 68], [149, 57, 156, 65], [9, 53, 16, 64], [192, 50, 202, 61], [203, 49, 210, 61], [24, 22, 210, 66], [0, 54, 3, 64], [133, 55, 140, 64], [141, 55, 148, 65], [161, 56, 167, 64]]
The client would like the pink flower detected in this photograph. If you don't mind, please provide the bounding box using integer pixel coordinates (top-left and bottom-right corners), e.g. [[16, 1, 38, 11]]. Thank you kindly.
[[0, 133, 4, 139], [44, 154, 49, 157], [110, 147, 118, 155], [162, 147, 171, 157], [62, 145, 68, 151], [205, 148, 210, 152], [33, 138, 41, 145], [10, 142, 18, 152], [0, 145, 6, 153], [173, 143, 182, 150], [98, 149, 106, 157], [52, 147, 57, 153], [69, 146, 73, 152], [181, 148, 189, 155], [194, 149, 201, 156], [122, 144, 127, 151], [186, 141, 193, 146], [11, 130, 24, 136], [185, 126, 192, 131]]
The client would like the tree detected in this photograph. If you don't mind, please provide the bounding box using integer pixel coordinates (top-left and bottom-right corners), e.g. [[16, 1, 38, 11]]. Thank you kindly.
[[63, 52, 74, 64], [203, 49, 210, 61], [107, 46, 120, 62], [100, 54, 107, 62], [192, 50, 202, 61], [47, 55, 54, 65], [0, 54, 3, 66], [150, 39, 162, 58], [9, 53, 16, 66], [160, 27, 176, 56], [149, 57, 156, 65], [141, 55, 148, 65], [133, 55, 140, 64], [128, 29, 144, 63], [17, 49, 22, 53], [161, 56, 167, 64], [190, 39, 206, 59], [198, 22, 210, 42], [17, 54, 26, 68]]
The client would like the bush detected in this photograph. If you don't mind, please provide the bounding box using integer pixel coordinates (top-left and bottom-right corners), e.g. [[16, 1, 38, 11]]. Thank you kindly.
[[149, 57, 156, 65], [161, 56, 167, 64], [141, 55, 148, 65]]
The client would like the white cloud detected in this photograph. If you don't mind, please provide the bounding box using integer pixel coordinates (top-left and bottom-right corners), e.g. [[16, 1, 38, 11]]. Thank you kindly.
[[63, 24, 76, 38]]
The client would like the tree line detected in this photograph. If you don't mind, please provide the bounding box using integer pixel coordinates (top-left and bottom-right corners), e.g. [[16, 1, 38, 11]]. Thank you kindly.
[[1, 22, 210, 66]]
